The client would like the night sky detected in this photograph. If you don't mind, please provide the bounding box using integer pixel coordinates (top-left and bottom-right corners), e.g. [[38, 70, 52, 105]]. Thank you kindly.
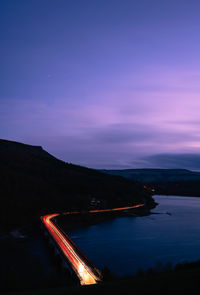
[[1, 0, 200, 169]]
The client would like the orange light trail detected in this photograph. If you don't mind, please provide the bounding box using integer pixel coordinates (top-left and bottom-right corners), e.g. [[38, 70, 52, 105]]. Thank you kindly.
[[89, 203, 144, 214], [42, 213, 101, 285], [62, 203, 144, 215], [42, 203, 144, 285]]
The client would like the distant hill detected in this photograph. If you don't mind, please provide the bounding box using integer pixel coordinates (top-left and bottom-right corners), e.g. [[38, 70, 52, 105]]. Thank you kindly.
[[101, 168, 200, 197], [101, 168, 200, 183], [0, 139, 153, 232]]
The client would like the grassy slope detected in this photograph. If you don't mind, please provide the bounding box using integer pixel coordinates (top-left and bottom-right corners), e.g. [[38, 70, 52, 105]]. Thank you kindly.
[[0, 139, 152, 231]]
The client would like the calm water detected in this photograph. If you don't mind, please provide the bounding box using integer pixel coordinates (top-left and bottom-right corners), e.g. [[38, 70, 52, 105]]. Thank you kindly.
[[68, 195, 200, 276]]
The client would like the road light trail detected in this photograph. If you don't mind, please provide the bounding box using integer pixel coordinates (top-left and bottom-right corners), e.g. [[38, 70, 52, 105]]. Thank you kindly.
[[89, 203, 144, 214], [42, 213, 101, 285], [62, 203, 144, 216], [42, 203, 144, 285]]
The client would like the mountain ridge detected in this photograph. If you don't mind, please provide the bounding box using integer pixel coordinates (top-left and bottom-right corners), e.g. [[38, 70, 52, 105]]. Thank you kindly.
[[0, 139, 153, 232], [101, 168, 200, 182], [101, 168, 200, 197]]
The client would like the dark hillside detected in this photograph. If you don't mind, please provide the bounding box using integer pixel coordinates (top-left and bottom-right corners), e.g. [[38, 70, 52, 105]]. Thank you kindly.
[[101, 168, 200, 182], [101, 168, 200, 196], [0, 139, 153, 232]]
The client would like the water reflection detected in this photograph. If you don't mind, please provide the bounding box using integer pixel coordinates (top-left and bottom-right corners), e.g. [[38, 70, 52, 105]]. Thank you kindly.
[[68, 195, 200, 276]]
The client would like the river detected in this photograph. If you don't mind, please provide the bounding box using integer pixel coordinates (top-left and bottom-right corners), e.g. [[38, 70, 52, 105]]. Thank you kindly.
[[68, 195, 200, 276]]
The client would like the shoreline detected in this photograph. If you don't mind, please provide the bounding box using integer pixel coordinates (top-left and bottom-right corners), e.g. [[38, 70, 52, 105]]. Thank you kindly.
[[56, 202, 157, 233]]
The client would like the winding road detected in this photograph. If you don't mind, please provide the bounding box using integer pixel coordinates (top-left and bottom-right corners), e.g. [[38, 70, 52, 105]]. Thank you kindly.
[[42, 203, 144, 285]]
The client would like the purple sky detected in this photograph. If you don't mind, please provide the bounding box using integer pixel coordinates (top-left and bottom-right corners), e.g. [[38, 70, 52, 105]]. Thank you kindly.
[[1, 0, 200, 169]]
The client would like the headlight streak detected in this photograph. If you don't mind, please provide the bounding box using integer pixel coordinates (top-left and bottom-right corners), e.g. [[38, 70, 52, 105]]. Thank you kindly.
[[42, 203, 144, 285]]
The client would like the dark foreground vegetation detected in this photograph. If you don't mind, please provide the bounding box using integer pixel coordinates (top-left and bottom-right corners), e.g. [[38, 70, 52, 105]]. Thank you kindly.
[[102, 168, 200, 197], [0, 222, 75, 294], [3, 259, 200, 295], [0, 139, 154, 232]]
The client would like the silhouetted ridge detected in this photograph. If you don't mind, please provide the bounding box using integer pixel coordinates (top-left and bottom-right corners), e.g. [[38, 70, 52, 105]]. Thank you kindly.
[[101, 168, 200, 182], [101, 168, 200, 197], [0, 139, 153, 232], [0, 138, 43, 151]]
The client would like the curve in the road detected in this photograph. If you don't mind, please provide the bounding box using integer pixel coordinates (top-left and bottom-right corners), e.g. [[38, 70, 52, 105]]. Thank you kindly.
[[42, 203, 144, 285]]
